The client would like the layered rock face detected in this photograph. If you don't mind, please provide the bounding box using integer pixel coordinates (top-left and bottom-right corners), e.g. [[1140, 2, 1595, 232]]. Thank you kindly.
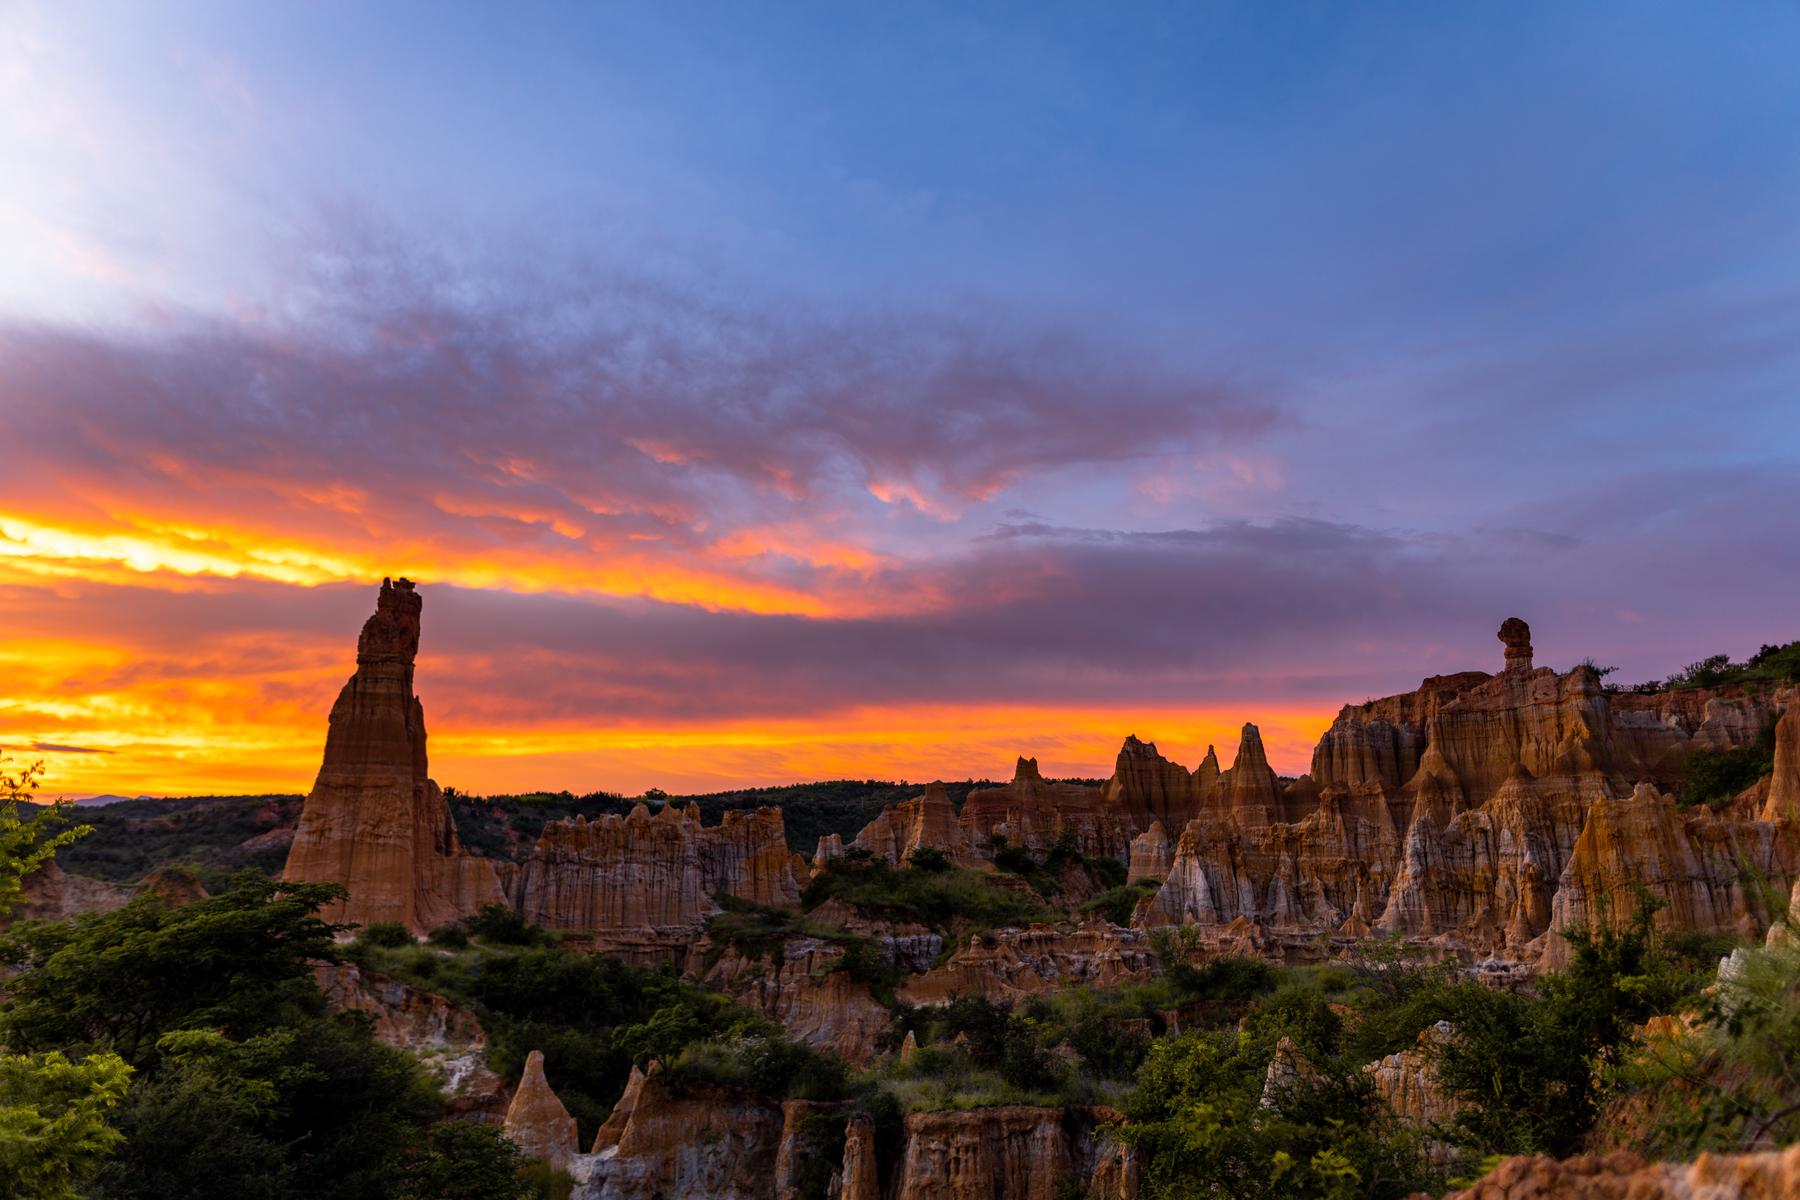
[[897, 921, 1155, 1006], [573, 1069, 788, 1200], [847, 781, 982, 868], [962, 757, 1134, 859], [892, 1106, 1138, 1200], [698, 936, 894, 1063], [1102, 736, 1207, 832], [1432, 1146, 1800, 1200], [1135, 620, 1797, 964], [283, 579, 502, 932], [511, 803, 802, 960], [546, 1061, 1137, 1200]]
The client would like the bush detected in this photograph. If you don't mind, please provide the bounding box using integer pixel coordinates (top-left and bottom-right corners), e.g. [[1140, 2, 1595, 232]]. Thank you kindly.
[[1082, 880, 1158, 926], [357, 922, 416, 948], [801, 855, 1056, 933], [1680, 720, 1777, 807]]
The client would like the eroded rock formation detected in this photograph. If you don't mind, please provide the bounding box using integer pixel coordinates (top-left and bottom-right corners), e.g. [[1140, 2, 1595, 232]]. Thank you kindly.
[[511, 802, 801, 960], [283, 579, 502, 932], [1432, 1145, 1800, 1199], [316, 961, 505, 1117], [505, 1050, 580, 1170], [1134, 620, 1797, 966], [962, 757, 1134, 860]]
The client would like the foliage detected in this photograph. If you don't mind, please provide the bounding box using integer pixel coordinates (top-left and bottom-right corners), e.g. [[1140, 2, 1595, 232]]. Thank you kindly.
[[1652, 641, 1800, 691], [1122, 1029, 1435, 1200], [357, 921, 417, 948], [394, 1120, 536, 1200], [0, 1049, 133, 1200], [1679, 720, 1778, 807], [801, 852, 1057, 934], [1, 757, 89, 920], [1082, 878, 1160, 925], [352, 930, 847, 1144], [87, 1022, 441, 1200], [1, 874, 346, 1066], [1622, 928, 1800, 1155]]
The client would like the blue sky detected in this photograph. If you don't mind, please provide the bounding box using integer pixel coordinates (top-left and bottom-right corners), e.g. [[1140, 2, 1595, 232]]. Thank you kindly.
[[1, 1, 1798, 794]]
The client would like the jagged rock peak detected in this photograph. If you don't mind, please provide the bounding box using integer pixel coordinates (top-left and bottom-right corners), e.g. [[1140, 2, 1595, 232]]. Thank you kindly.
[[1498, 616, 1533, 673], [357, 576, 421, 666], [1231, 723, 1269, 771], [1015, 755, 1043, 782]]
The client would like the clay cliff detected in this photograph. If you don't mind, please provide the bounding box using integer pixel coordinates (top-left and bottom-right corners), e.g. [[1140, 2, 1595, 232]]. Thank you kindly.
[[961, 757, 1135, 859], [1131, 620, 1796, 964], [282, 579, 503, 932], [511, 802, 802, 960], [522, 1058, 1139, 1200], [1430, 1146, 1800, 1200]]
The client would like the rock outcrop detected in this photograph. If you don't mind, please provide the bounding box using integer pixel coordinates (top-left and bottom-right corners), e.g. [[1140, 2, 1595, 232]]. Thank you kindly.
[[898, 922, 1154, 1006], [850, 782, 982, 868], [698, 937, 894, 1063], [505, 1050, 580, 1170], [891, 1106, 1138, 1200], [1133, 621, 1798, 966], [511, 803, 801, 960], [283, 579, 503, 932], [574, 1068, 785, 1200], [315, 961, 505, 1117], [962, 757, 1134, 860], [1432, 1145, 1800, 1199], [1363, 1020, 1461, 1129]]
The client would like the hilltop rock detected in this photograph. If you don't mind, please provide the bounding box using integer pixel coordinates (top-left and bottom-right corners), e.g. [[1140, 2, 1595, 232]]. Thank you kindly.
[[283, 579, 503, 932], [512, 803, 801, 961]]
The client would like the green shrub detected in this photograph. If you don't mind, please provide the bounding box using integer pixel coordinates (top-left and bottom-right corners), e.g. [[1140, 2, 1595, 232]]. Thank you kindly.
[[1680, 721, 1777, 807], [357, 922, 415, 948]]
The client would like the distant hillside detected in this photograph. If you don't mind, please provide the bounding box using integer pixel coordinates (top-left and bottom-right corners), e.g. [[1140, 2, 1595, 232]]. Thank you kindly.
[[22, 777, 1105, 885], [23, 794, 305, 888]]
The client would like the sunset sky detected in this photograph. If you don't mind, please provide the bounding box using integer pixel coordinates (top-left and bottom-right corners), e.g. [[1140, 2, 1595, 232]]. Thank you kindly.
[[3, 3, 1798, 798]]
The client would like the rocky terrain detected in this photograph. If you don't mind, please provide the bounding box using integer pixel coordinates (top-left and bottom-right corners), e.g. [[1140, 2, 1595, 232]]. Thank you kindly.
[[48, 580, 1800, 1198]]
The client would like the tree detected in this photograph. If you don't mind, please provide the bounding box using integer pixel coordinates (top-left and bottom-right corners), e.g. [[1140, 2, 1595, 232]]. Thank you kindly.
[[0, 757, 88, 921], [0, 758, 133, 1198], [1, 874, 347, 1065]]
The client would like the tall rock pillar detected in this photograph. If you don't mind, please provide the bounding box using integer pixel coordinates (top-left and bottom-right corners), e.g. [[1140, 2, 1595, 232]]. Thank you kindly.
[[283, 578, 502, 932]]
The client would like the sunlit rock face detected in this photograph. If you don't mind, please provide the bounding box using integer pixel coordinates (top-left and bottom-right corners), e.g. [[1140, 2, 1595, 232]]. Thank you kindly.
[[511, 803, 802, 961], [282, 578, 503, 932], [1132, 619, 1798, 965]]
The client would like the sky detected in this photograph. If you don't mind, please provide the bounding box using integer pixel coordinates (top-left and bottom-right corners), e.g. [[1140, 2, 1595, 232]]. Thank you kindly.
[[1, 1, 1798, 798]]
